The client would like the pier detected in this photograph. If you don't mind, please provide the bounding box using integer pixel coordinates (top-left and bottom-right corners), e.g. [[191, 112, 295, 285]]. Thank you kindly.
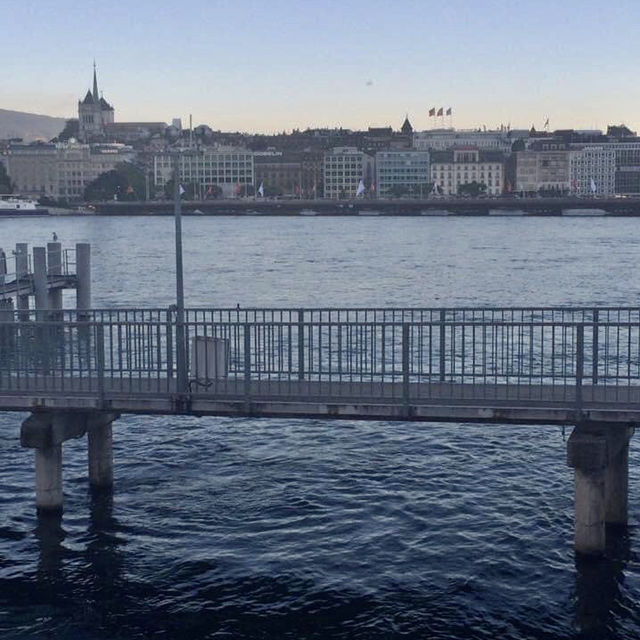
[[0, 242, 638, 555]]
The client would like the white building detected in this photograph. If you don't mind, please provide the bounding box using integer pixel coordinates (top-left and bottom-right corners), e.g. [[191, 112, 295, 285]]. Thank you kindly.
[[154, 147, 254, 198], [430, 148, 504, 196], [414, 128, 517, 154], [569, 146, 616, 196], [6, 141, 134, 200], [375, 150, 430, 197], [323, 147, 373, 199]]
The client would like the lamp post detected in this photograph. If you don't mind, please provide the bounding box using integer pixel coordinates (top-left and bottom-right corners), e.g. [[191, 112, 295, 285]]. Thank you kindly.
[[173, 156, 187, 392]]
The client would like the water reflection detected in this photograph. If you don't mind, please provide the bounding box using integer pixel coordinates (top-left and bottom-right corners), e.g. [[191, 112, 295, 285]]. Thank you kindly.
[[574, 526, 633, 638]]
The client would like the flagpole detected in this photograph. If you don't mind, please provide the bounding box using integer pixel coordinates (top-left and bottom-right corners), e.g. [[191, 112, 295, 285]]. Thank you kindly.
[[173, 154, 187, 393]]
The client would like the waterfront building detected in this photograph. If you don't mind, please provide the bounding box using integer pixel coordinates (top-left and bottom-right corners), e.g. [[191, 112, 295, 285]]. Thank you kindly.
[[429, 147, 504, 196], [323, 147, 373, 199], [611, 141, 640, 195], [6, 141, 135, 200], [78, 65, 114, 142], [414, 128, 517, 154], [375, 150, 430, 198], [569, 146, 616, 196], [254, 152, 323, 198], [514, 140, 571, 195], [153, 147, 254, 198]]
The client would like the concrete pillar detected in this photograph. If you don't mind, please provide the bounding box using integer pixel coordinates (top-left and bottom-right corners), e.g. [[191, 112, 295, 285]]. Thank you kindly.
[[88, 420, 113, 488], [15, 243, 30, 318], [35, 445, 63, 513], [604, 426, 633, 525], [567, 423, 635, 555], [47, 242, 62, 315], [33, 246, 48, 319], [567, 425, 608, 555], [76, 243, 91, 314]]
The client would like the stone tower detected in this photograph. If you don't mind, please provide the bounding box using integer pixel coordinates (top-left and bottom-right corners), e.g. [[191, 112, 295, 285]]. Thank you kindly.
[[78, 63, 114, 142]]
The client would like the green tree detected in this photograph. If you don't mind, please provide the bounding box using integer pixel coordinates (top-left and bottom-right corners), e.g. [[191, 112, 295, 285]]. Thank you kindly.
[[53, 119, 79, 142], [0, 163, 12, 194], [84, 162, 146, 201], [458, 181, 487, 197]]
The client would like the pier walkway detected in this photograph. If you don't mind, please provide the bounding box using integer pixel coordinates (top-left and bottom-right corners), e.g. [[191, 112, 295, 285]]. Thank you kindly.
[[0, 242, 637, 555]]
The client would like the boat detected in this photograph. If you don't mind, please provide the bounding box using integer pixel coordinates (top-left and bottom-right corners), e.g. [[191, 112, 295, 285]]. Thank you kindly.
[[562, 208, 607, 217], [0, 195, 49, 216]]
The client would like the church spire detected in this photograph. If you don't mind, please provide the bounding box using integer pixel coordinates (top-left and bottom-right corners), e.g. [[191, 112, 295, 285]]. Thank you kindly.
[[92, 60, 99, 101]]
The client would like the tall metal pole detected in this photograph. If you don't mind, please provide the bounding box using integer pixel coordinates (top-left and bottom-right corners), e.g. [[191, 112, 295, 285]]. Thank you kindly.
[[174, 156, 187, 392]]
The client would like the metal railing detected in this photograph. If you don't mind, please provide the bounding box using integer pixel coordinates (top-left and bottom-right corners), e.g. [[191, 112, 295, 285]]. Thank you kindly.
[[2, 309, 640, 412]]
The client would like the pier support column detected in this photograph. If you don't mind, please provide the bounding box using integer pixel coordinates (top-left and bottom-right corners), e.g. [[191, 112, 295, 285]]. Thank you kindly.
[[87, 415, 116, 489], [604, 426, 634, 526], [33, 246, 48, 320], [47, 242, 62, 316], [15, 243, 30, 318], [567, 423, 634, 555], [76, 243, 91, 316], [35, 445, 63, 513], [21, 412, 119, 512]]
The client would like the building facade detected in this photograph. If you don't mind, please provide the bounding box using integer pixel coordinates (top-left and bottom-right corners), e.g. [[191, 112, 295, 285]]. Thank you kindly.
[[569, 146, 616, 196], [430, 148, 504, 196], [375, 150, 430, 197], [323, 147, 373, 199], [154, 147, 254, 198], [514, 141, 571, 194], [612, 141, 640, 195], [6, 142, 134, 200], [414, 128, 517, 154], [254, 152, 323, 197]]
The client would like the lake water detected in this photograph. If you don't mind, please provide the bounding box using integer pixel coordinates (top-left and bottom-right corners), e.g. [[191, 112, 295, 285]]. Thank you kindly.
[[1, 216, 640, 639]]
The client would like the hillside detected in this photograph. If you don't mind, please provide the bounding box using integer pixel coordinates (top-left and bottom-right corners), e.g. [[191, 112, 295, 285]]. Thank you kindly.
[[0, 108, 68, 142]]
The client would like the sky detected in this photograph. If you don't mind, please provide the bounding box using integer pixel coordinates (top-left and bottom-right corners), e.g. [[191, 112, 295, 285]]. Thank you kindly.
[[4, 0, 640, 134]]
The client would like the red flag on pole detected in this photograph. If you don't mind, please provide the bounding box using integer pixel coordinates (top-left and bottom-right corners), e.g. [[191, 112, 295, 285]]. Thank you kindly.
[[437, 108, 444, 116], [428, 108, 436, 117]]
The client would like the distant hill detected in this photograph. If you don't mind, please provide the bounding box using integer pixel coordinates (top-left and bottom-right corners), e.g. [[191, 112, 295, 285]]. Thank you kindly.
[[0, 109, 68, 142]]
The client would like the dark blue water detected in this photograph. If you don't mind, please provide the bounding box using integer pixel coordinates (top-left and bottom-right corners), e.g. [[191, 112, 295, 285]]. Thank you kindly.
[[2, 216, 640, 639]]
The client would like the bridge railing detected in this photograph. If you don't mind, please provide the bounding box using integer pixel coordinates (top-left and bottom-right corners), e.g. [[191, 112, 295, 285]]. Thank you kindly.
[[2, 315, 640, 409]]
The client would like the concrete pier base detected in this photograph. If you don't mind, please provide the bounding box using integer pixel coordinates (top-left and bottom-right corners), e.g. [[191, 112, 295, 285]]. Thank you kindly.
[[35, 445, 63, 513], [567, 423, 634, 555], [88, 420, 113, 488], [21, 411, 119, 512]]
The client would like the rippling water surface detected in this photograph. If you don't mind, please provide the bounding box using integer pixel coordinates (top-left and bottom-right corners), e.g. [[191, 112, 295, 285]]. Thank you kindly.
[[1, 216, 640, 639]]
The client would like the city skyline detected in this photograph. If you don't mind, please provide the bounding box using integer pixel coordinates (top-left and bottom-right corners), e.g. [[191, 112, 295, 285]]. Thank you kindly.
[[4, 0, 640, 134]]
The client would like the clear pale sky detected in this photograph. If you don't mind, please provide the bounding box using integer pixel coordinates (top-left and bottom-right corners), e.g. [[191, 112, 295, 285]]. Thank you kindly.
[[4, 0, 639, 133]]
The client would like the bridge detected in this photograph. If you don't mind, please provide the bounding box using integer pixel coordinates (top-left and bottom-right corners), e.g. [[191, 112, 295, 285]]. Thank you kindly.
[[0, 243, 636, 556], [91, 195, 640, 217]]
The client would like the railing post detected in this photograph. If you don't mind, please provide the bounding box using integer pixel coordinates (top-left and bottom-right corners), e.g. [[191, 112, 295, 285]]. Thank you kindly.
[[576, 323, 584, 414], [402, 323, 410, 412], [592, 309, 599, 385], [244, 323, 251, 402], [298, 309, 304, 380], [439, 309, 446, 382], [95, 323, 105, 404], [166, 309, 174, 380]]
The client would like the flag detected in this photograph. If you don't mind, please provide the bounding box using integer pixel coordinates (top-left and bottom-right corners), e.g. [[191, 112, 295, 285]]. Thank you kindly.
[[428, 108, 436, 117], [446, 107, 452, 116], [590, 178, 597, 193], [437, 107, 444, 117], [258, 181, 264, 197], [179, 184, 185, 195], [356, 179, 365, 197], [370, 182, 376, 193], [572, 179, 578, 191]]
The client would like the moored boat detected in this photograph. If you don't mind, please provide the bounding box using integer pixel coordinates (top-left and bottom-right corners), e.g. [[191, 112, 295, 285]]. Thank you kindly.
[[0, 196, 49, 216]]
